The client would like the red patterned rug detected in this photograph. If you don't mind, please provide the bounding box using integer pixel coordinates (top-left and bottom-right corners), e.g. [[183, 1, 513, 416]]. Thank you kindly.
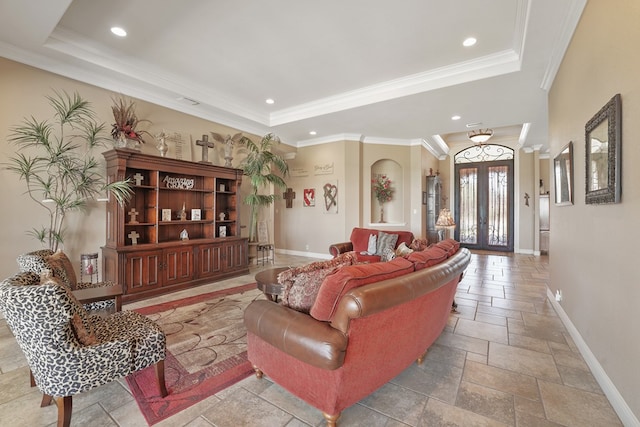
[[126, 283, 262, 425]]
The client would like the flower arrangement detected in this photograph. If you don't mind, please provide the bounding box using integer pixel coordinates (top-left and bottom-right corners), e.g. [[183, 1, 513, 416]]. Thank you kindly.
[[372, 174, 393, 204], [111, 96, 150, 144]]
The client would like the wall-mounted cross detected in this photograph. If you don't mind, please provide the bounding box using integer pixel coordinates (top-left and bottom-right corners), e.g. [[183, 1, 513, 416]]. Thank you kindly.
[[283, 187, 296, 208], [128, 208, 139, 224], [128, 230, 140, 245], [133, 172, 144, 186], [524, 192, 530, 207], [196, 134, 214, 164]]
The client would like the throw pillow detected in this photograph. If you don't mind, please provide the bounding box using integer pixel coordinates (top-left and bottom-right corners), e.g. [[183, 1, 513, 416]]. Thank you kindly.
[[71, 313, 98, 346], [45, 250, 77, 288], [376, 231, 399, 255], [381, 246, 396, 262], [363, 234, 377, 255], [407, 246, 449, 271], [278, 252, 358, 313], [395, 242, 414, 258], [435, 239, 460, 257], [409, 238, 429, 251]]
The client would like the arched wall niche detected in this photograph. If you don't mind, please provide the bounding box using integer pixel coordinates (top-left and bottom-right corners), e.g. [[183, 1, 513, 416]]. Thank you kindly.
[[371, 159, 403, 224]]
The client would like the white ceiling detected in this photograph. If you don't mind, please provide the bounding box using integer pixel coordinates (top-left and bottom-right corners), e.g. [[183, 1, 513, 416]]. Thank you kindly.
[[0, 0, 586, 156]]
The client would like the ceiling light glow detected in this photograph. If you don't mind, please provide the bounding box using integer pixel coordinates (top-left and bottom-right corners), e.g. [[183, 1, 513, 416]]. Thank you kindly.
[[309, 131, 317, 136], [265, 98, 275, 104], [111, 27, 127, 37], [451, 115, 461, 121], [463, 37, 476, 47]]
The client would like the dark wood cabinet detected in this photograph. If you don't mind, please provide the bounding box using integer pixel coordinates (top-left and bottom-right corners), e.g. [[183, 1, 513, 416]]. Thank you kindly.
[[102, 149, 249, 302], [425, 174, 442, 243]]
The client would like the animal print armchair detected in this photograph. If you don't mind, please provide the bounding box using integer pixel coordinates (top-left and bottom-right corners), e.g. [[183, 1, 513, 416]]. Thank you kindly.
[[17, 249, 121, 311], [0, 271, 168, 427]]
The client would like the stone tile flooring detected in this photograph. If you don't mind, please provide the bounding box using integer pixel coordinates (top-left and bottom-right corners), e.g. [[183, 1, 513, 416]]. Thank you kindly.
[[0, 251, 624, 426]]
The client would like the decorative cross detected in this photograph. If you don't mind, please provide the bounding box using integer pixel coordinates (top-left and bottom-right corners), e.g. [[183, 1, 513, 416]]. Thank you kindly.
[[128, 230, 140, 245], [283, 187, 296, 208], [128, 208, 139, 224], [524, 192, 530, 207], [196, 134, 214, 164], [133, 173, 144, 186]]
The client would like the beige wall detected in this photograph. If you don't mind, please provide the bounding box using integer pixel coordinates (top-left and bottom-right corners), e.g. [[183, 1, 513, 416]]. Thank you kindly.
[[549, 0, 640, 419], [0, 58, 260, 278]]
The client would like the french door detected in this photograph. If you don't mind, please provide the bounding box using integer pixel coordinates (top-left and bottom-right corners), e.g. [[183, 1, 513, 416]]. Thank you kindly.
[[455, 160, 514, 251]]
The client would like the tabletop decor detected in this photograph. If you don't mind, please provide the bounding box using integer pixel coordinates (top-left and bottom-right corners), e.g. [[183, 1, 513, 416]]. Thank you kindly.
[[372, 174, 393, 222], [111, 95, 151, 149]]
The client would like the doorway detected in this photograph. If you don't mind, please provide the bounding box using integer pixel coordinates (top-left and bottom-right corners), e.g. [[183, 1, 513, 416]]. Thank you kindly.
[[454, 145, 514, 252]]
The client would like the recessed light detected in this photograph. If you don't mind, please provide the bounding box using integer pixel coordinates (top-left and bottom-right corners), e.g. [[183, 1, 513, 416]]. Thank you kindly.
[[309, 131, 317, 136], [463, 37, 476, 47], [451, 115, 461, 121], [111, 27, 127, 37], [265, 98, 275, 105]]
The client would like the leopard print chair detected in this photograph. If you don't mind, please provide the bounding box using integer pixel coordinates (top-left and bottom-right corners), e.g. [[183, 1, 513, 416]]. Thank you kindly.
[[0, 271, 168, 427], [17, 249, 118, 311]]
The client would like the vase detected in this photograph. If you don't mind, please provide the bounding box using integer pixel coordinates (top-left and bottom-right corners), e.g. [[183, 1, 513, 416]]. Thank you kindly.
[[114, 132, 128, 149], [380, 207, 385, 223]]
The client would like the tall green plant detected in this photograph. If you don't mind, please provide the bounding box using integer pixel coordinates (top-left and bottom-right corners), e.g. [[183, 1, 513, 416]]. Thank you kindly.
[[239, 133, 289, 242], [5, 90, 133, 251]]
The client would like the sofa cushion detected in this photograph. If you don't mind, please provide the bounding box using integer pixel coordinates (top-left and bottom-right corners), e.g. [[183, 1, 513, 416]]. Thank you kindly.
[[407, 245, 449, 271], [310, 257, 415, 321], [279, 251, 358, 313], [435, 239, 460, 257]]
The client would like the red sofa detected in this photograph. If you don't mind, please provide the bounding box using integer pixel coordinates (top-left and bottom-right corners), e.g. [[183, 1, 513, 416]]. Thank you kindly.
[[328, 227, 415, 262], [244, 242, 470, 427]]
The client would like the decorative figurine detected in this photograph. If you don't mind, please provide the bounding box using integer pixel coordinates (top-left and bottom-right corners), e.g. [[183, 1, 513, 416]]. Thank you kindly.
[[180, 229, 189, 241], [219, 212, 226, 221], [155, 130, 168, 157], [211, 132, 247, 167], [178, 202, 187, 220]]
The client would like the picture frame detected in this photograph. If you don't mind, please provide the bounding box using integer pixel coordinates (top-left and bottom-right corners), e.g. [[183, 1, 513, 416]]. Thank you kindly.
[[303, 188, 315, 207], [553, 141, 574, 206], [219, 226, 226, 237], [585, 93, 621, 204], [422, 191, 428, 205], [162, 209, 172, 221], [191, 209, 201, 220]]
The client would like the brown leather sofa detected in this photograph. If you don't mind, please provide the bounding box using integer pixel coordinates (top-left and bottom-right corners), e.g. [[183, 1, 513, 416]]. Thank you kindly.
[[244, 243, 470, 427]]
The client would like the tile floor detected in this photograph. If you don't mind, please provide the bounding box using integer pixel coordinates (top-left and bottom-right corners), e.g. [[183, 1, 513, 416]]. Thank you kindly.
[[0, 251, 623, 426]]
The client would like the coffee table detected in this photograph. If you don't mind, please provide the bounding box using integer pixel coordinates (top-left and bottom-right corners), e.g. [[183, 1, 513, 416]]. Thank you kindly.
[[255, 267, 288, 302]]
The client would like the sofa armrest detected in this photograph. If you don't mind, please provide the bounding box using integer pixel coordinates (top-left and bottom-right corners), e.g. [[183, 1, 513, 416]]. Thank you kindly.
[[244, 300, 348, 370], [329, 241, 353, 257]]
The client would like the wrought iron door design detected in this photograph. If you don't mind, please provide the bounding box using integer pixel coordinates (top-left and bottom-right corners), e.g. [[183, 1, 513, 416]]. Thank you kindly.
[[455, 160, 513, 251]]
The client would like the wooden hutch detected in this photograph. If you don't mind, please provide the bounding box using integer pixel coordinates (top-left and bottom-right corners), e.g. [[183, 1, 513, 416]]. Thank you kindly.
[[102, 149, 249, 302]]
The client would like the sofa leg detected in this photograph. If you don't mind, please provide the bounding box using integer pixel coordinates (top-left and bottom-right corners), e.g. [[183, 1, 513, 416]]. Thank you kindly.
[[252, 365, 264, 379], [41, 394, 54, 407], [155, 360, 169, 397], [323, 412, 340, 427], [56, 395, 72, 427], [30, 369, 36, 387], [417, 350, 428, 365]]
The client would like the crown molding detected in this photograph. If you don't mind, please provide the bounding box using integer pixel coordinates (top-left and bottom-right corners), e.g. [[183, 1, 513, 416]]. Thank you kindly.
[[269, 49, 521, 126], [540, 0, 587, 90]]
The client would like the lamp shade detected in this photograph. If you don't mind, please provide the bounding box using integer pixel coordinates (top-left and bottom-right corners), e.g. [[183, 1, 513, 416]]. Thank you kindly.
[[436, 208, 456, 228], [467, 129, 493, 144]]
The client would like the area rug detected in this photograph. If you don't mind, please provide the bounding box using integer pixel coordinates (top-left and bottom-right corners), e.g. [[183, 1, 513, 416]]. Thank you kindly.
[[126, 283, 263, 425]]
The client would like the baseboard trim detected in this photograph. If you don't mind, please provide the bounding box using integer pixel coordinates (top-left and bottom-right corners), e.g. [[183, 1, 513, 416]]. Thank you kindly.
[[546, 288, 639, 426], [275, 248, 331, 260]]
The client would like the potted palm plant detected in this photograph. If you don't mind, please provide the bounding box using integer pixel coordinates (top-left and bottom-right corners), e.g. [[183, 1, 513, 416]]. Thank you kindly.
[[5, 90, 133, 251], [239, 133, 289, 242]]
